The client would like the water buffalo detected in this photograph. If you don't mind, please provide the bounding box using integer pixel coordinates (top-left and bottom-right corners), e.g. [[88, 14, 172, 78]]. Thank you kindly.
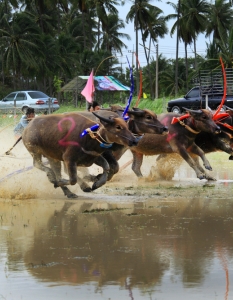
[[153, 108, 233, 180], [112, 108, 221, 180], [78, 107, 168, 181], [22, 111, 140, 198]]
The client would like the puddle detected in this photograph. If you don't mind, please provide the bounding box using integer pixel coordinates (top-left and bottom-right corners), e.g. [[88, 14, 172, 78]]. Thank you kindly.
[[0, 192, 233, 299]]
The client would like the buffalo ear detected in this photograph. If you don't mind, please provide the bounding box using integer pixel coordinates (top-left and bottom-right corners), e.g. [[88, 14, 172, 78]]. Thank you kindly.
[[182, 107, 203, 117], [92, 111, 114, 124], [127, 107, 144, 117]]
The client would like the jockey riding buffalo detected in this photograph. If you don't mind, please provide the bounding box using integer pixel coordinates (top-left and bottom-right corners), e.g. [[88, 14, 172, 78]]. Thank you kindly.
[[22, 111, 140, 198]]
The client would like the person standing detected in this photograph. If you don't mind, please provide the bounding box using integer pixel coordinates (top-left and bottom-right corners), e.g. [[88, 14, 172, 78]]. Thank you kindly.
[[14, 107, 35, 139]]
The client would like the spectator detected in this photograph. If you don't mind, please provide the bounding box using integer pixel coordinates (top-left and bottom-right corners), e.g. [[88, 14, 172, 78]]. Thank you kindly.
[[88, 101, 101, 112], [14, 107, 35, 139]]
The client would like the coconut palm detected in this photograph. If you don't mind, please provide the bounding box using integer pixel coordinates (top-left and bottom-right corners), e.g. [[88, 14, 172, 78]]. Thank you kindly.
[[99, 13, 130, 54], [0, 11, 44, 89], [142, 6, 168, 98], [168, 1, 193, 91], [206, 0, 233, 44], [126, 0, 162, 96], [181, 0, 209, 69], [89, 0, 119, 51]]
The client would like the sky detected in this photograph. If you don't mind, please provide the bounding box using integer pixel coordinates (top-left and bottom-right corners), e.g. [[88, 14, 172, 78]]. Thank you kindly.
[[116, 0, 211, 68]]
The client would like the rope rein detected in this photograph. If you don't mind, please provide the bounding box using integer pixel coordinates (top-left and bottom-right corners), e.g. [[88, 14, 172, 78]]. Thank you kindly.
[[177, 117, 200, 134], [85, 128, 112, 146]]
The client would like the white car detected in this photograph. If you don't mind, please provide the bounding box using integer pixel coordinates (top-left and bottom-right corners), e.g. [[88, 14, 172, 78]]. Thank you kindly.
[[0, 90, 60, 113]]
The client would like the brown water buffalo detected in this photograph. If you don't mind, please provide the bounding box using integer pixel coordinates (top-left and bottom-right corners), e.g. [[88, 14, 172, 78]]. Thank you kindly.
[[22, 111, 140, 198], [78, 107, 168, 181], [112, 108, 221, 180], [154, 108, 233, 179]]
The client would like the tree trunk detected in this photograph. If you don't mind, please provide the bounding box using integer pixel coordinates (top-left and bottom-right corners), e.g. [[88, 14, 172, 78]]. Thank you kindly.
[[82, 12, 86, 49], [194, 38, 197, 70], [185, 42, 188, 92], [135, 0, 139, 95], [175, 0, 181, 96]]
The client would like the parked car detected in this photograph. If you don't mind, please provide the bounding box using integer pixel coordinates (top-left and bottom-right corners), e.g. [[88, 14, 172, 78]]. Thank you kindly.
[[167, 86, 233, 113], [0, 90, 59, 113]]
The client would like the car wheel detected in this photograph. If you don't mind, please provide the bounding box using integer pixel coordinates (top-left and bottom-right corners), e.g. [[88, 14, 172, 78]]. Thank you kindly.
[[22, 106, 28, 114], [171, 106, 181, 114]]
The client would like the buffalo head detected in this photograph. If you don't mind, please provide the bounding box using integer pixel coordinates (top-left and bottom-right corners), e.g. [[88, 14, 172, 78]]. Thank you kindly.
[[126, 107, 168, 135], [182, 107, 221, 134], [92, 111, 138, 147]]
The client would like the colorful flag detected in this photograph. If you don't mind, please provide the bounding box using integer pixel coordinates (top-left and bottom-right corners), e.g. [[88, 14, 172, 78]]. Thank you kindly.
[[81, 69, 95, 103]]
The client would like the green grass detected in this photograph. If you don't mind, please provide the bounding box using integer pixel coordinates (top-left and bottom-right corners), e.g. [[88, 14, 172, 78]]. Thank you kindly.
[[56, 96, 169, 114], [0, 96, 170, 128]]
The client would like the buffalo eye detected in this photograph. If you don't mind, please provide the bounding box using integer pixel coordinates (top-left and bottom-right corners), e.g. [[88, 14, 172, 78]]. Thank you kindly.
[[115, 125, 122, 130], [146, 115, 152, 120]]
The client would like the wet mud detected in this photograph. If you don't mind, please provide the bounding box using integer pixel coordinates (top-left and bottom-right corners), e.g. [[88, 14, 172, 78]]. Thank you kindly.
[[1, 127, 233, 299]]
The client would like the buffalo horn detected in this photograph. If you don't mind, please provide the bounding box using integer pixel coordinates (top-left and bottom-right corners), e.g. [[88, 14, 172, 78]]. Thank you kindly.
[[182, 107, 202, 114], [92, 112, 114, 124]]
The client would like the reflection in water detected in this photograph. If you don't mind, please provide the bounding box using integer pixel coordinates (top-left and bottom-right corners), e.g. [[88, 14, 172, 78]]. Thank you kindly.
[[1, 189, 233, 299]]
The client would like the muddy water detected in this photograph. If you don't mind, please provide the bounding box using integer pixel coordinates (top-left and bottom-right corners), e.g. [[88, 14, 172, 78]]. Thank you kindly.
[[1, 128, 233, 299]]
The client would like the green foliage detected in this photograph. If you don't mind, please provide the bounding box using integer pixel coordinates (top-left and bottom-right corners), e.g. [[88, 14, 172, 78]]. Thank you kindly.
[[53, 76, 63, 93]]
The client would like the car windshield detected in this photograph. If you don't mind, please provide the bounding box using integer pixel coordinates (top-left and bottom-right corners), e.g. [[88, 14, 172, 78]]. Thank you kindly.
[[28, 91, 49, 99], [186, 88, 200, 98]]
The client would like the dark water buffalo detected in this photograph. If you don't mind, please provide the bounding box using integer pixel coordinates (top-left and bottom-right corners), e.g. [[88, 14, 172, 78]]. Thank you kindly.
[[22, 111, 140, 198], [112, 108, 221, 180], [154, 108, 233, 179], [79, 107, 168, 181]]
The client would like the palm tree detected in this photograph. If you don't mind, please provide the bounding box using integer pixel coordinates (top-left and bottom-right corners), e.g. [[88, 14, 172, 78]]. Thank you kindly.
[[181, 0, 210, 69], [126, 0, 163, 96], [168, 1, 193, 92], [216, 28, 233, 68], [99, 13, 130, 54], [0, 11, 44, 89], [206, 0, 233, 44], [90, 0, 118, 51], [142, 6, 168, 98]]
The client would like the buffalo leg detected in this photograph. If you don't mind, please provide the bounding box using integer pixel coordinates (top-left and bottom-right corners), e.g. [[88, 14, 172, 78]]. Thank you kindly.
[[92, 155, 110, 190], [189, 143, 212, 171], [33, 154, 57, 183], [63, 159, 92, 193], [172, 146, 206, 179], [84, 151, 119, 182], [131, 150, 144, 177], [102, 151, 119, 180], [48, 159, 79, 198], [190, 154, 216, 181]]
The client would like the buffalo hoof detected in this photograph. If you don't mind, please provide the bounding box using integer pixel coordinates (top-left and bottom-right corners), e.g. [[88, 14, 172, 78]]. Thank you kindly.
[[198, 174, 206, 180], [206, 176, 216, 181], [83, 187, 92, 193], [204, 166, 212, 171], [92, 181, 102, 191], [67, 193, 78, 199], [61, 186, 78, 198], [229, 155, 233, 160]]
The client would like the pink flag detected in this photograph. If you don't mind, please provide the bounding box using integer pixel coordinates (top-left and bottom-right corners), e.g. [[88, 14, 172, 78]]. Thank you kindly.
[[81, 70, 95, 103]]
